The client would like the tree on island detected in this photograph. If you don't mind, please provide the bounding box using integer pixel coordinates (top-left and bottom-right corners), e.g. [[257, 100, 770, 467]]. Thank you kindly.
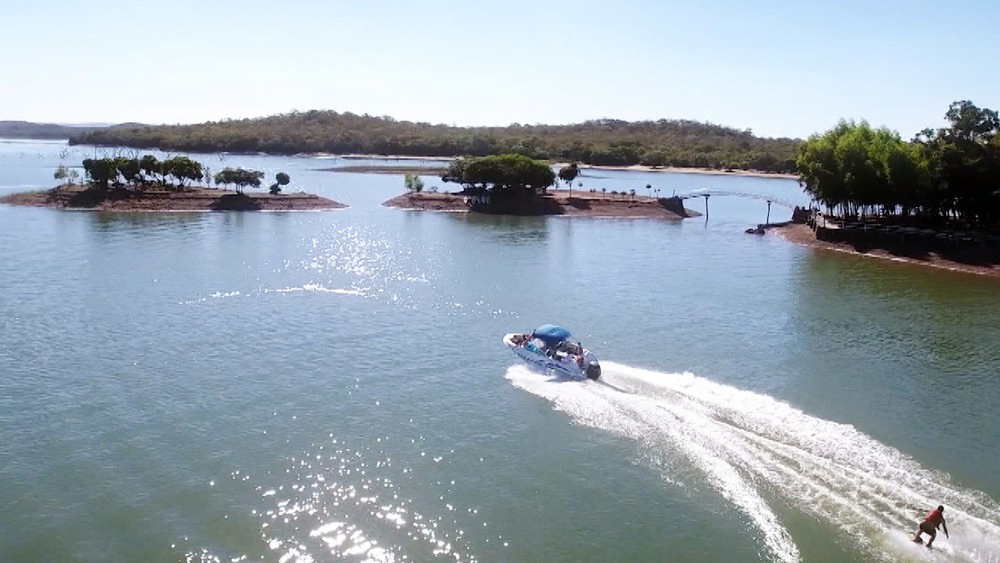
[[54, 164, 69, 184], [558, 163, 580, 194], [441, 154, 555, 198], [82, 158, 116, 190], [161, 156, 203, 188], [214, 167, 265, 194], [113, 157, 141, 187], [139, 155, 161, 185], [403, 172, 424, 193], [270, 172, 290, 194]]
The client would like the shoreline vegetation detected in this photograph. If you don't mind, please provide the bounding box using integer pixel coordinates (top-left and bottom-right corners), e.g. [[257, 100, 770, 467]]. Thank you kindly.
[[795, 101, 999, 232], [67, 110, 799, 174], [787, 100, 1000, 277], [0, 153, 345, 212]]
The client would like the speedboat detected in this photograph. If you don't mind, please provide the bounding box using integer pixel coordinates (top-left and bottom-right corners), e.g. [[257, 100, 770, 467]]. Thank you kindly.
[[503, 324, 601, 380]]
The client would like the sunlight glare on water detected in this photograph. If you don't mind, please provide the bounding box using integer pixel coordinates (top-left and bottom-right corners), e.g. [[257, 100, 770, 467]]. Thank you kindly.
[[3, 141, 1000, 562]]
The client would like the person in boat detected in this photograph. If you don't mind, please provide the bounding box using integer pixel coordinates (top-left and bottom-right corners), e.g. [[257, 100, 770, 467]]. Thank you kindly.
[[913, 505, 949, 547]]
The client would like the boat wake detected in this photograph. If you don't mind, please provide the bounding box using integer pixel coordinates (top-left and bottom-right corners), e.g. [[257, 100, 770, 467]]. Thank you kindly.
[[506, 362, 1000, 562]]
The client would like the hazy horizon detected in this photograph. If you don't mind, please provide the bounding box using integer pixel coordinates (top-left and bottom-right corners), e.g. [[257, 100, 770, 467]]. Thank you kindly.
[[4, 0, 998, 139]]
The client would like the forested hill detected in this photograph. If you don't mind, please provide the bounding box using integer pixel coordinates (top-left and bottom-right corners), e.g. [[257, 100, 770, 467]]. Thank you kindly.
[[68, 111, 801, 173], [0, 121, 107, 140]]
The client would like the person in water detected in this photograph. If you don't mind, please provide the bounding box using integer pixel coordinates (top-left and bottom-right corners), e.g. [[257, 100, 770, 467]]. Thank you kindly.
[[913, 505, 949, 547]]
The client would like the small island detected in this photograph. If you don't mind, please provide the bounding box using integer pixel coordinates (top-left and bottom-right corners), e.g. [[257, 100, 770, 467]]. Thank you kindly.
[[0, 154, 345, 212], [382, 154, 699, 219]]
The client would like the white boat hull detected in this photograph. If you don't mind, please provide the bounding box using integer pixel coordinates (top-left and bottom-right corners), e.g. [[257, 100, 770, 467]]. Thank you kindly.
[[503, 333, 601, 380]]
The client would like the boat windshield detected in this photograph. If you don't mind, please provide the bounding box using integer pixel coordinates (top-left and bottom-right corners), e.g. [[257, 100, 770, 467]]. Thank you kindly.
[[524, 338, 544, 353], [555, 340, 583, 354]]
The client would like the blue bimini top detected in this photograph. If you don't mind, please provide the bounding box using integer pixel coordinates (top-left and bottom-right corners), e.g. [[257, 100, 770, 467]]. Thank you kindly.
[[531, 324, 571, 346]]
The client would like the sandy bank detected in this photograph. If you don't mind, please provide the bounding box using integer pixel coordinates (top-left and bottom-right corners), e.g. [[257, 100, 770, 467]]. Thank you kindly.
[[770, 223, 1000, 278], [0, 184, 347, 212], [383, 191, 700, 219]]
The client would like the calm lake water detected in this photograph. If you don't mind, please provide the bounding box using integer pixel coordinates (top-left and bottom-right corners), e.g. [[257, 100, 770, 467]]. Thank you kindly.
[[1, 139, 999, 562]]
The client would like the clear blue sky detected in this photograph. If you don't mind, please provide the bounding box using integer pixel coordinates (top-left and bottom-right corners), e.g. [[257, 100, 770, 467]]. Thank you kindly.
[[3, 0, 998, 138]]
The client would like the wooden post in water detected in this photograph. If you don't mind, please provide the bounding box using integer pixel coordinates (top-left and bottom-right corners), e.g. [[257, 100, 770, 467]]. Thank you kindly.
[[766, 199, 771, 224], [703, 193, 710, 216]]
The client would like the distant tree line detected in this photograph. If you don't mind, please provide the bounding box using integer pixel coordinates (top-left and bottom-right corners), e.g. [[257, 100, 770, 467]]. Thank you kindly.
[[69, 154, 290, 195], [68, 111, 800, 173], [797, 100, 1000, 227]]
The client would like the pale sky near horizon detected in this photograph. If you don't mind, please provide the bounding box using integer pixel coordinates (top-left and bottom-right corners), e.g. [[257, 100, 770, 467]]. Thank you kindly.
[[3, 0, 998, 139]]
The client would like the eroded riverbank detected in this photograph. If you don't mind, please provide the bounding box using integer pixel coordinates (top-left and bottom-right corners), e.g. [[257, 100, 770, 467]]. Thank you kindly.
[[770, 222, 1000, 278]]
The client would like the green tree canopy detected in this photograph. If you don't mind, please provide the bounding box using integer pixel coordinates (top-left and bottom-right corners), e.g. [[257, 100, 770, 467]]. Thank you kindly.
[[442, 154, 555, 196], [796, 120, 930, 216], [270, 172, 291, 194], [797, 100, 1000, 225], [161, 156, 203, 187], [214, 167, 264, 194], [916, 101, 1000, 224], [82, 158, 115, 189], [403, 172, 424, 193], [67, 111, 801, 173], [113, 157, 141, 186], [557, 163, 580, 189], [139, 155, 160, 184]]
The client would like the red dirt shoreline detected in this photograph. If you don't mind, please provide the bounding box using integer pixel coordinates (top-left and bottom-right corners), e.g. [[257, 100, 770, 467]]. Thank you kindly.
[[770, 223, 1000, 278], [382, 192, 700, 219], [0, 184, 347, 212]]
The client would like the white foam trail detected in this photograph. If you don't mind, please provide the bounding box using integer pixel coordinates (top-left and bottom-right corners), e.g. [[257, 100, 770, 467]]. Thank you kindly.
[[506, 362, 1000, 562], [180, 285, 369, 304], [275, 283, 368, 297]]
